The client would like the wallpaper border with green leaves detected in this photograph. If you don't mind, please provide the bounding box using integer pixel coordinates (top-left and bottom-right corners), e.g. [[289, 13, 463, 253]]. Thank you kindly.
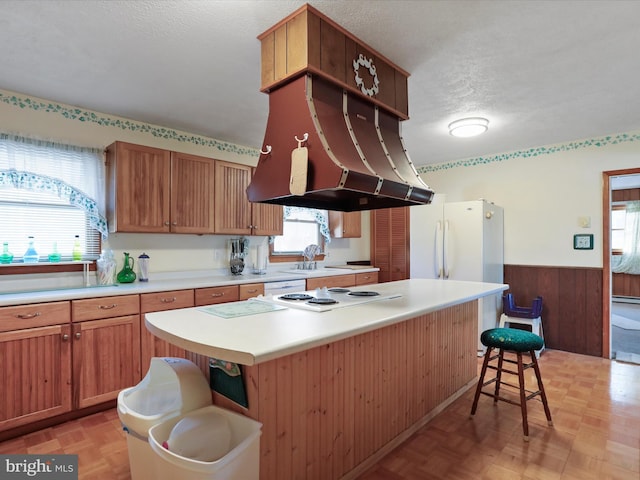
[[0, 90, 260, 157], [417, 131, 640, 174]]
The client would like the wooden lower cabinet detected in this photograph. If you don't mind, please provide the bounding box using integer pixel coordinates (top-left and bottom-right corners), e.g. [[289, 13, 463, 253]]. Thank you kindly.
[[196, 285, 240, 306], [72, 315, 141, 409], [140, 290, 195, 373], [239, 283, 264, 300], [306, 274, 357, 290], [0, 323, 72, 431], [355, 271, 378, 286], [71, 295, 141, 409]]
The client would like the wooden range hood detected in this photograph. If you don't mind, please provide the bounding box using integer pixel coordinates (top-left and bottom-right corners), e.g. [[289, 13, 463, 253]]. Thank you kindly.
[[246, 4, 434, 212]]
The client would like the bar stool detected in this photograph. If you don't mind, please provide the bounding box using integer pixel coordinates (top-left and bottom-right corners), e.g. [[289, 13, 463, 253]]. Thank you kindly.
[[499, 293, 545, 358], [470, 327, 553, 441]]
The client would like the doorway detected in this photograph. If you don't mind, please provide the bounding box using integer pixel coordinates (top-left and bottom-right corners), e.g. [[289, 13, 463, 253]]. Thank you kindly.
[[603, 169, 640, 364]]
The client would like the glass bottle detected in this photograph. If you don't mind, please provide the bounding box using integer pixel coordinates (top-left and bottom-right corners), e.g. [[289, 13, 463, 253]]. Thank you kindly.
[[72, 235, 82, 261], [48, 242, 61, 263], [23, 236, 39, 263], [0, 242, 13, 264], [97, 247, 117, 285], [116, 252, 136, 283]]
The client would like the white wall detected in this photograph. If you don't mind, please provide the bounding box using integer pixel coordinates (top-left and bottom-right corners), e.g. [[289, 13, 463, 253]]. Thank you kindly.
[[418, 132, 640, 268], [0, 88, 370, 273]]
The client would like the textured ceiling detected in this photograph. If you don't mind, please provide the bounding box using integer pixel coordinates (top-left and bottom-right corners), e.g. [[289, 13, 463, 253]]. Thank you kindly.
[[1, 0, 640, 166]]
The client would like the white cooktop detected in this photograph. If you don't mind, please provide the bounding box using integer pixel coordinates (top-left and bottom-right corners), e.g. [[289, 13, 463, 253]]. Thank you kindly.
[[254, 287, 402, 312]]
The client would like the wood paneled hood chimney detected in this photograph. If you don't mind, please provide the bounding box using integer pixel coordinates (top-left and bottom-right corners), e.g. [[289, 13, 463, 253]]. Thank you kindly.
[[247, 4, 434, 211]]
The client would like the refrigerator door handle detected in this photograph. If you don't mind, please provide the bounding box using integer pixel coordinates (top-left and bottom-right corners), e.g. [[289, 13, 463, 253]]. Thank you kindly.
[[443, 220, 450, 278], [436, 221, 444, 278]]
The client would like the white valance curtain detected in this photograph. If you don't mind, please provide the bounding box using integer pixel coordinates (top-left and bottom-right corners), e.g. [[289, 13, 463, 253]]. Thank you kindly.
[[612, 200, 640, 274], [0, 133, 108, 237]]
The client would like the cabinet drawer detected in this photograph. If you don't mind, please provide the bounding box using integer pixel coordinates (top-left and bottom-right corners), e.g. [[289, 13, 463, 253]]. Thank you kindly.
[[0, 301, 70, 332], [141, 290, 194, 313], [195, 286, 239, 306], [306, 275, 356, 290], [72, 295, 139, 322], [355, 272, 379, 286], [239, 283, 264, 300]]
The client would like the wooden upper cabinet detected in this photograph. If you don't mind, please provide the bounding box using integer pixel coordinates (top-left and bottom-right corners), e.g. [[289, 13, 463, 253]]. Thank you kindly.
[[329, 211, 361, 238], [106, 142, 215, 234], [258, 4, 410, 118], [170, 152, 216, 234], [214, 161, 283, 236], [106, 141, 171, 233]]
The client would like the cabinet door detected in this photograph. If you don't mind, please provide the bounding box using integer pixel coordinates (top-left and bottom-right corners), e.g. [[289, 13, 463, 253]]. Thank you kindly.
[[171, 152, 216, 234], [72, 315, 141, 409], [251, 202, 283, 236], [106, 141, 171, 233], [329, 211, 361, 238], [0, 324, 72, 431], [214, 160, 252, 234], [371, 207, 409, 282]]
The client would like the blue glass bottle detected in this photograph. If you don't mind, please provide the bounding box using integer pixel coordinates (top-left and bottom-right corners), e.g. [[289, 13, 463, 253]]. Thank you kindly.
[[23, 236, 39, 263]]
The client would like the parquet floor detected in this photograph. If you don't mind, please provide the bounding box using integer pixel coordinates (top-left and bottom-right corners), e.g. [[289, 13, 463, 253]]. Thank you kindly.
[[0, 349, 638, 480]]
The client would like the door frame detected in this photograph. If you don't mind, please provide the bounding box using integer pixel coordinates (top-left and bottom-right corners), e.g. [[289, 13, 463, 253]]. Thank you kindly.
[[602, 167, 640, 359]]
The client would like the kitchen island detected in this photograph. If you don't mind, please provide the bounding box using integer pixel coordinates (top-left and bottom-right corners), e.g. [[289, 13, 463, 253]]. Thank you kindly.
[[145, 279, 507, 480]]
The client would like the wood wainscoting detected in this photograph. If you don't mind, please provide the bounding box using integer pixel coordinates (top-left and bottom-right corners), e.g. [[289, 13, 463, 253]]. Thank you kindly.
[[504, 264, 603, 357], [214, 301, 478, 480]]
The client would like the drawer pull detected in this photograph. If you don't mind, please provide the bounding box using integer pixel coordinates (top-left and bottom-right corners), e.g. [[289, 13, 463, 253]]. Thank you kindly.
[[15, 312, 41, 319], [75, 332, 81, 340], [98, 304, 117, 310], [161, 297, 177, 303], [62, 334, 69, 341], [211, 293, 225, 297], [247, 289, 258, 293]]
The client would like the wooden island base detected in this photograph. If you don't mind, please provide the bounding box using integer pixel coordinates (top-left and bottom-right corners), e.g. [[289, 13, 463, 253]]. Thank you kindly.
[[213, 300, 478, 480]]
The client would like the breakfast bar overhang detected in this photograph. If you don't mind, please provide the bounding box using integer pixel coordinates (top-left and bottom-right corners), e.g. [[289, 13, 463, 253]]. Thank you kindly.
[[145, 279, 508, 480]]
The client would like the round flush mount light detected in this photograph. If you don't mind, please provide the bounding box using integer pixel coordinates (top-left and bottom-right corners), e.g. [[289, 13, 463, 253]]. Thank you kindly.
[[448, 117, 489, 138]]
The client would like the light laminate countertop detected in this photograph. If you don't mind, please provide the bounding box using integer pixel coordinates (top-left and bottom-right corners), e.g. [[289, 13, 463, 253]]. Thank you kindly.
[[0, 267, 379, 306], [145, 278, 508, 366]]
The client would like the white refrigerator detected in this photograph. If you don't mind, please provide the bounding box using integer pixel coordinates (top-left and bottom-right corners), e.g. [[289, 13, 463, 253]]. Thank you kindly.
[[410, 199, 504, 354]]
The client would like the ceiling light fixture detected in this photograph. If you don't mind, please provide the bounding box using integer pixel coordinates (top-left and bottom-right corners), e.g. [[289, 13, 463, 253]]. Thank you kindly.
[[448, 117, 489, 138]]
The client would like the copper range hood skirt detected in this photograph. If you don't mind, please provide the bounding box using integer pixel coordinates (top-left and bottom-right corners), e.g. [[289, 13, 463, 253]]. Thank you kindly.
[[247, 74, 434, 212]]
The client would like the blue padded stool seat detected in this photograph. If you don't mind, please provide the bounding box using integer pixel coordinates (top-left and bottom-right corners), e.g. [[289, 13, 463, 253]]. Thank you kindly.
[[481, 328, 544, 352], [471, 328, 552, 441]]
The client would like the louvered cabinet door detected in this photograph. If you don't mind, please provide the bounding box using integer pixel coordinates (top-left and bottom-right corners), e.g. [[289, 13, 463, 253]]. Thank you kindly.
[[170, 152, 216, 234], [214, 160, 253, 234], [371, 207, 409, 283], [0, 324, 72, 431]]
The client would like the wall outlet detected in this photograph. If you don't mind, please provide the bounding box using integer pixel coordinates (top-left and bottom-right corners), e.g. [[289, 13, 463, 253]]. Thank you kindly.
[[578, 216, 591, 228]]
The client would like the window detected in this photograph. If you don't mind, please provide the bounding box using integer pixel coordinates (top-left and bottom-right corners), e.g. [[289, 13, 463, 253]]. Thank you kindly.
[[271, 207, 331, 260], [611, 205, 626, 255], [0, 134, 108, 265], [0, 188, 100, 261]]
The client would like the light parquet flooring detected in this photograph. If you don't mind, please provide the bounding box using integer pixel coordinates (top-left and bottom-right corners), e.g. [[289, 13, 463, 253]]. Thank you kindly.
[[0, 349, 638, 480]]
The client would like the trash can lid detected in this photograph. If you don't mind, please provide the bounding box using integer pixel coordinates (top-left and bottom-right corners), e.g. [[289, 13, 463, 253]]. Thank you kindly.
[[117, 357, 212, 433]]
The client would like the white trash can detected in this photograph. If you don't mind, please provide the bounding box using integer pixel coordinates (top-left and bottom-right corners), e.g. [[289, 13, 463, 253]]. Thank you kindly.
[[117, 357, 213, 480], [148, 405, 262, 480]]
